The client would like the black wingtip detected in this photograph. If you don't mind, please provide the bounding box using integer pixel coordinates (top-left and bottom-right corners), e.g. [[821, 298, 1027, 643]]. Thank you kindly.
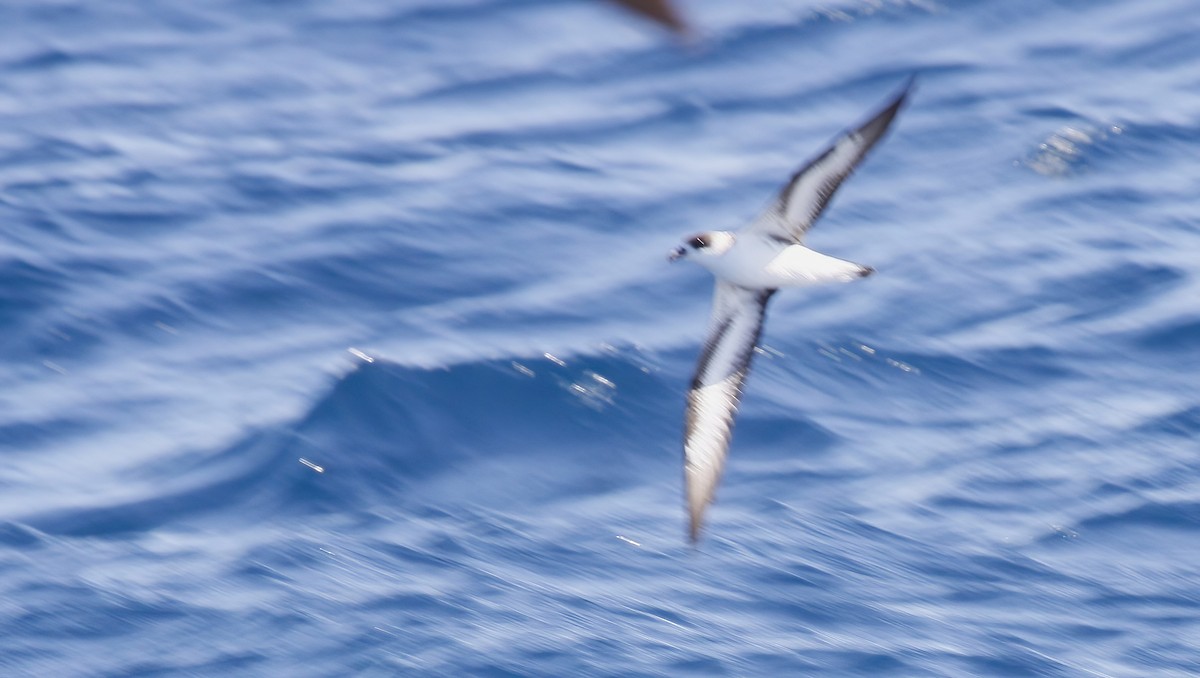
[[885, 74, 918, 118], [882, 74, 917, 117], [899, 73, 918, 102], [854, 75, 916, 147], [872, 75, 916, 116]]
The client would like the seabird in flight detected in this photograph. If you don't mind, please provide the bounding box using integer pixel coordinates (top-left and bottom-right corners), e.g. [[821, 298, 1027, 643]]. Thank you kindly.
[[670, 78, 914, 542]]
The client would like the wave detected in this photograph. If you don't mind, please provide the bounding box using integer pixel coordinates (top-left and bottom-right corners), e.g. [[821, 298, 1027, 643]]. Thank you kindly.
[[26, 350, 678, 537]]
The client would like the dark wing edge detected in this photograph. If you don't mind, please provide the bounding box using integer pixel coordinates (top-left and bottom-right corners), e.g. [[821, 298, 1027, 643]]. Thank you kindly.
[[746, 75, 916, 244], [684, 281, 775, 543], [608, 0, 689, 36]]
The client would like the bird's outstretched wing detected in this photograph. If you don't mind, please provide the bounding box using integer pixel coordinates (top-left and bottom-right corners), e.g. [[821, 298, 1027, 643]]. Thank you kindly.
[[744, 78, 914, 245], [684, 280, 775, 542]]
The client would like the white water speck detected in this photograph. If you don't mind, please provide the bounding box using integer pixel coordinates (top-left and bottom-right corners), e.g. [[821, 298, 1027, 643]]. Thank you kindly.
[[348, 348, 375, 363]]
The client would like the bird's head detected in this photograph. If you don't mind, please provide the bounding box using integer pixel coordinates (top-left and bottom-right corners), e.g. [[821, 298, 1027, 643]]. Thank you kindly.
[[668, 231, 735, 263]]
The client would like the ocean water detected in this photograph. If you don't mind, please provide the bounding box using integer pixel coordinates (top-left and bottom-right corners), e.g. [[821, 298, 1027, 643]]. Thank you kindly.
[[2, 0, 1199, 675]]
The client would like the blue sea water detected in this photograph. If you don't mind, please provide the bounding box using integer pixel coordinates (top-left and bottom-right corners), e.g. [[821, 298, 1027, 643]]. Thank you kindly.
[[2, 0, 1200, 674]]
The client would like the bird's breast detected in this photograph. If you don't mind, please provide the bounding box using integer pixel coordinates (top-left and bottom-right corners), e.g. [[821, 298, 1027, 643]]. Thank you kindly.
[[705, 240, 799, 288]]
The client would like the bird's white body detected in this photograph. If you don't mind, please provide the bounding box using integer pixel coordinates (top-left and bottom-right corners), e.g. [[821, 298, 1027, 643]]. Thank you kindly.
[[691, 233, 869, 288]]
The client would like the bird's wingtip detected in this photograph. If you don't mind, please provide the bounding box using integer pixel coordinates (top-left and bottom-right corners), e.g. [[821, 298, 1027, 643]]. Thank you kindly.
[[889, 74, 918, 110], [687, 495, 706, 544]]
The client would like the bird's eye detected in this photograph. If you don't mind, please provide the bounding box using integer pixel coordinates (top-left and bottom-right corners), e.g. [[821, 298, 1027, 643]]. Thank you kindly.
[[689, 236, 708, 249]]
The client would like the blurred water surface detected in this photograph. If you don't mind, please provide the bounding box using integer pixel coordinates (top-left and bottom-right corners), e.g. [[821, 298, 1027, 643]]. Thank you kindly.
[[2, 0, 1200, 675]]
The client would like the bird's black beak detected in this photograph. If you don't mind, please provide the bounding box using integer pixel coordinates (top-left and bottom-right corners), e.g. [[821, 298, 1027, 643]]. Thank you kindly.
[[668, 246, 687, 262]]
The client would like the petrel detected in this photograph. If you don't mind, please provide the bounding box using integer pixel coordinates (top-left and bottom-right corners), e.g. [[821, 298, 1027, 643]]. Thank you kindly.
[[669, 79, 913, 542]]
